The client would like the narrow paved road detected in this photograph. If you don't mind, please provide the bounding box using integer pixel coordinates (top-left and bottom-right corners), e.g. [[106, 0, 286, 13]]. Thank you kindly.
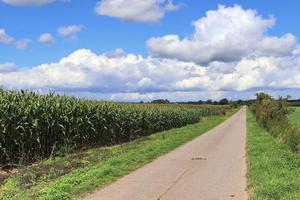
[[84, 107, 248, 200]]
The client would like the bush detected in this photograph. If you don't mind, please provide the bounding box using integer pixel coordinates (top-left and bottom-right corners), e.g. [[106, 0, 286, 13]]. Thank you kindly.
[[251, 93, 300, 151]]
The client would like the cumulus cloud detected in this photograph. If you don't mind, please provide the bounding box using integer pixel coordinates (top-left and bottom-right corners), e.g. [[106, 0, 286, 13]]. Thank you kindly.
[[1, 0, 70, 6], [0, 29, 14, 45], [94, 0, 180, 23], [0, 49, 198, 92], [1, 5, 300, 101], [38, 33, 55, 44], [14, 38, 31, 49], [147, 5, 298, 64], [0, 62, 16, 73], [57, 25, 84, 39], [0, 28, 30, 49], [1, 49, 300, 99], [103, 48, 125, 58]]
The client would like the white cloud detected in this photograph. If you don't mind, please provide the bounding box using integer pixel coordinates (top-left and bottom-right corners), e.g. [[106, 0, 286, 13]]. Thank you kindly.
[[1, 5, 300, 101], [14, 38, 31, 49], [0, 28, 30, 49], [0, 49, 197, 92], [0, 29, 14, 45], [104, 48, 125, 58], [57, 25, 84, 39], [94, 0, 180, 23], [147, 5, 297, 64], [0, 62, 16, 73], [1, 49, 300, 98], [1, 0, 70, 6], [38, 33, 55, 44]]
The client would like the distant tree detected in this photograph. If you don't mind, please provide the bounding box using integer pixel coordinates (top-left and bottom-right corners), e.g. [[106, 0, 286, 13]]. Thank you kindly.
[[237, 99, 243, 105], [219, 98, 229, 105], [213, 101, 218, 105], [206, 99, 212, 104], [151, 99, 170, 104], [197, 100, 203, 104], [139, 101, 144, 104]]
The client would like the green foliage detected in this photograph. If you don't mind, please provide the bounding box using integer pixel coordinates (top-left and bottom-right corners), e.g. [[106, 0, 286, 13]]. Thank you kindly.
[[219, 98, 229, 105], [251, 93, 300, 151], [230, 102, 239, 109], [0, 90, 225, 165], [150, 99, 170, 104], [247, 111, 300, 200]]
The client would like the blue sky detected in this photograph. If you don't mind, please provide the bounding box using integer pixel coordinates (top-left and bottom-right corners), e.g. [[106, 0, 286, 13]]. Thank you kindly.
[[1, 0, 300, 66], [1, 0, 300, 101]]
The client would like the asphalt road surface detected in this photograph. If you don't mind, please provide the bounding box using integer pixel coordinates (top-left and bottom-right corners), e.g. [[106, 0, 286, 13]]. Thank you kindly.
[[84, 107, 248, 200]]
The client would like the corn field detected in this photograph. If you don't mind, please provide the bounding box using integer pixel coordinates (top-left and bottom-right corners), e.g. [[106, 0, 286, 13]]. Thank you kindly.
[[0, 90, 226, 165]]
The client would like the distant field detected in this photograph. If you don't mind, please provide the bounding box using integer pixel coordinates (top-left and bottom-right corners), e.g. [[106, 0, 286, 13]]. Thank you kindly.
[[289, 107, 300, 126]]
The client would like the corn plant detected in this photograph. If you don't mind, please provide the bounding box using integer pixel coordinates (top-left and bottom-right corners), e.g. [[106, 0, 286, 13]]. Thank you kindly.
[[0, 89, 226, 165]]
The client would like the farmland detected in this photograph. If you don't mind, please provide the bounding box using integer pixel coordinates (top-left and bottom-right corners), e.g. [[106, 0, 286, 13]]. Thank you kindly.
[[289, 107, 300, 126], [0, 89, 227, 165], [0, 89, 234, 200]]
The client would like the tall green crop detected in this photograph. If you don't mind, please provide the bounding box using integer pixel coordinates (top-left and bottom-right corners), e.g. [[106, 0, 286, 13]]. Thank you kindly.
[[0, 90, 226, 165]]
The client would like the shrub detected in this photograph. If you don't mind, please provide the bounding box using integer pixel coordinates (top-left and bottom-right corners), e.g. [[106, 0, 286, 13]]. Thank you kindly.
[[251, 93, 300, 151]]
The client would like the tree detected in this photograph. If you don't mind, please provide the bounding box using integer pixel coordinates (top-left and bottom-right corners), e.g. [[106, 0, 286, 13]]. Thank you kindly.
[[219, 98, 229, 105], [197, 100, 203, 104], [237, 99, 243, 105], [206, 99, 212, 104], [151, 99, 170, 104]]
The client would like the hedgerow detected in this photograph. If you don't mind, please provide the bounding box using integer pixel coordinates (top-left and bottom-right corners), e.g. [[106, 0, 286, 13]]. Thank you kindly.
[[251, 93, 300, 151]]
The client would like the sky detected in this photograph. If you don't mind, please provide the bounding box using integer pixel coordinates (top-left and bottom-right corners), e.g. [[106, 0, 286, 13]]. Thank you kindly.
[[0, 0, 300, 102]]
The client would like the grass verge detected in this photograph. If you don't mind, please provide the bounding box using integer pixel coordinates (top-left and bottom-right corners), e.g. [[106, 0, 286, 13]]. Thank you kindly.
[[247, 111, 300, 200], [289, 107, 300, 126], [0, 110, 236, 200]]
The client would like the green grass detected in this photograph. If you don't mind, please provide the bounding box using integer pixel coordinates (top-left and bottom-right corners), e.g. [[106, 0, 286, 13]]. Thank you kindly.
[[289, 107, 300, 126], [0, 110, 236, 200], [247, 111, 300, 200]]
